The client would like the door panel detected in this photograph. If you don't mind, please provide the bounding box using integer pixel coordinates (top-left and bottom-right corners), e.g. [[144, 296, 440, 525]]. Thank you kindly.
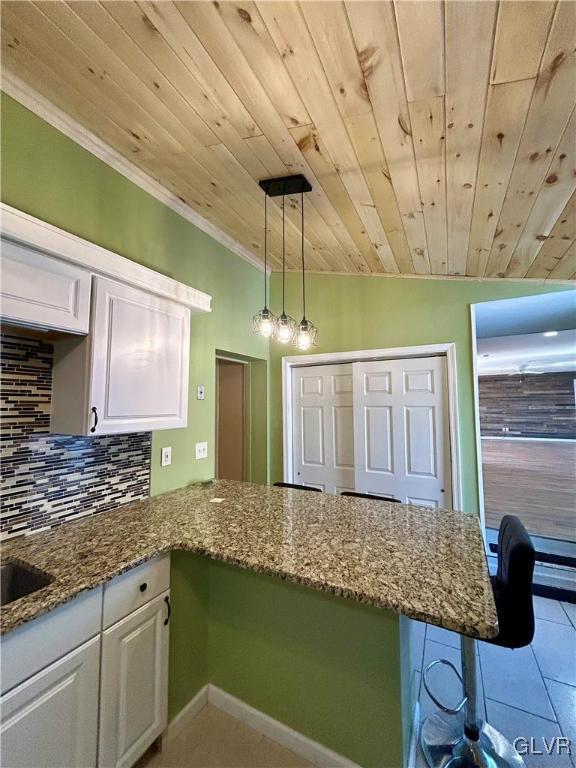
[[98, 592, 169, 768], [90, 277, 189, 433], [353, 357, 450, 507], [301, 406, 325, 466], [404, 406, 437, 477], [333, 406, 354, 468], [216, 360, 245, 481], [365, 406, 393, 473], [292, 364, 355, 494]]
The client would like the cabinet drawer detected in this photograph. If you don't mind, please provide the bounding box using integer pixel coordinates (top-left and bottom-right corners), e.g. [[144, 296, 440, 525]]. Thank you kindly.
[[1, 585, 103, 695], [103, 555, 170, 629], [1, 238, 91, 333]]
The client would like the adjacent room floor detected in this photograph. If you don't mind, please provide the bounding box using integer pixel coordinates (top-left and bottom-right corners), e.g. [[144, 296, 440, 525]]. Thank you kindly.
[[482, 438, 576, 542], [138, 597, 575, 768]]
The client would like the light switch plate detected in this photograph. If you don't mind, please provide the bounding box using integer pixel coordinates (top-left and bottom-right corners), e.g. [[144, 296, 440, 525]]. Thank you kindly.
[[197, 385, 205, 400], [195, 442, 208, 460], [161, 446, 172, 467]]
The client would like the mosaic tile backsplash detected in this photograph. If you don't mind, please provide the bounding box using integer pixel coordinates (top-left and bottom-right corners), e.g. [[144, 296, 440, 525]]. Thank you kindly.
[[1, 334, 151, 539]]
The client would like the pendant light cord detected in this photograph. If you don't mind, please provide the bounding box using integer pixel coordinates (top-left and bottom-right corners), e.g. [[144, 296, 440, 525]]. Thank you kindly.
[[282, 193, 286, 314], [301, 190, 306, 321], [263, 191, 268, 307]]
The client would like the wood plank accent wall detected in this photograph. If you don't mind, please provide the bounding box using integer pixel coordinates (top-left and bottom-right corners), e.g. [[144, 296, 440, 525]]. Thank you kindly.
[[479, 371, 576, 439], [2, 0, 575, 280]]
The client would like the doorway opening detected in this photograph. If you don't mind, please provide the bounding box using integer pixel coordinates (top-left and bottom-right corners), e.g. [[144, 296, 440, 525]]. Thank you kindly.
[[216, 353, 268, 484], [471, 292, 576, 596]]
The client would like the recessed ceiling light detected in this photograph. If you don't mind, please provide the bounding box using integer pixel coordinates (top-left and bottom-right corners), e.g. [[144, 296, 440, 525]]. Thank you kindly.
[[543, 331, 558, 337]]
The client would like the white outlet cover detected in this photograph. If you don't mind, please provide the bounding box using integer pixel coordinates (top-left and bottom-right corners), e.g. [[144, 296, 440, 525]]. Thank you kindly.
[[195, 441, 208, 460], [197, 385, 205, 400], [161, 446, 172, 467]]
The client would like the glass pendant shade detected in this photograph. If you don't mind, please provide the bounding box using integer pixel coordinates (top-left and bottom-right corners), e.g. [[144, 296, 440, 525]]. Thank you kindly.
[[295, 318, 317, 351], [274, 312, 296, 344], [253, 306, 275, 338], [294, 189, 318, 351]]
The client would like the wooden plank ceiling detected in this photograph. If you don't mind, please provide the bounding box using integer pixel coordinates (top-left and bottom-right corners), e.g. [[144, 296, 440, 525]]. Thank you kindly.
[[2, 0, 575, 279]]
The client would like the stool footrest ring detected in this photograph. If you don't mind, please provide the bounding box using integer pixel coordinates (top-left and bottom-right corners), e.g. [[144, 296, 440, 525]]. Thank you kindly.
[[423, 658, 467, 715]]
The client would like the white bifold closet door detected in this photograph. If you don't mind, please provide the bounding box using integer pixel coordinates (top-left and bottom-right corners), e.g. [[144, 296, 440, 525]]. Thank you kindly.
[[352, 357, 450, 508], [291, 356, 450, 507], [291, 364, 355, 493]]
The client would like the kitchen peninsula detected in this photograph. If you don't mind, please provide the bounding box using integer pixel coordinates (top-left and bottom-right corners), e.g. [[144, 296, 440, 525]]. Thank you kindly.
[[1, 481, 497, 767]]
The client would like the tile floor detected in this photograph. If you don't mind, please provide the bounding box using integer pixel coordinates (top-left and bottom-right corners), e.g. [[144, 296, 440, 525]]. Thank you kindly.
[[415, 596, 576, 768], [138, 597, 575, 768]]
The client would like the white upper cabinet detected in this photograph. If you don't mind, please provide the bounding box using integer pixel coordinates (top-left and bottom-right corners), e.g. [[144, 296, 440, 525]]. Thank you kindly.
[[2, 205, 211, 435], [91, 277, 189, 434], [0, 238, 91, 333], [51, 277, 190, 435]]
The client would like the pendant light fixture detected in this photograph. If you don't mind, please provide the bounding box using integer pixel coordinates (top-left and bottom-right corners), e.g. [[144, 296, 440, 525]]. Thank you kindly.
[[295, 189, 317, 351], [253, 190, 276, 338], [256, 175, 314, 347], [273, 194, 296, 344]]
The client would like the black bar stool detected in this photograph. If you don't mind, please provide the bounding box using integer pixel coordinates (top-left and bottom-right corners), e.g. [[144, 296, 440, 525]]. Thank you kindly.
[[421, 515, 536, 768], [273, 482, 322, 492], [340, 490, 401, 503]]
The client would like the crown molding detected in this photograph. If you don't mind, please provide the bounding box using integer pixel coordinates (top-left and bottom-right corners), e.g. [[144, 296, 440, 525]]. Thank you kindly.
[[1, 202, 212, 313], [285, 269, 574, 286], [1, 71, 269, 275]]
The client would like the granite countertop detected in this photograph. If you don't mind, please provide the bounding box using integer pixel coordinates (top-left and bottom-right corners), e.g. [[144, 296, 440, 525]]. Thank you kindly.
[[0, 480, 498, 639]]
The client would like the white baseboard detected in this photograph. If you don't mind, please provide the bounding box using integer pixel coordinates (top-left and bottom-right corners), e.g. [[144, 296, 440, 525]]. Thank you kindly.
[[208, 685, 360, 768], [163, 683, 360, 767], [161, 684, 209, 745]]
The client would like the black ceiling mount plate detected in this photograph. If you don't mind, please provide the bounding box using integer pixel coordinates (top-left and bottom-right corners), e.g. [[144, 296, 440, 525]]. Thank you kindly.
[[259, 174, 312, 197]]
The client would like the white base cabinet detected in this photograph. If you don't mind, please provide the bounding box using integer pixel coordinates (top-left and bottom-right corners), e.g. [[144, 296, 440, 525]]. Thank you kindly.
[[0, 636, 100, 768], [99, 591, 170, 768], [0, 555, 171, 768]]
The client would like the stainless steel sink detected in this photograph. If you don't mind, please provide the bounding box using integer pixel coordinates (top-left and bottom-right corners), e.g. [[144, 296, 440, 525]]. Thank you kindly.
[[0, 560, 53, 606]]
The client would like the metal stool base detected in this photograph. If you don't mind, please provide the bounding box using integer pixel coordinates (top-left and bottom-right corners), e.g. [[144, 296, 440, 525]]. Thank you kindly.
[[421, 713, 526, 768]]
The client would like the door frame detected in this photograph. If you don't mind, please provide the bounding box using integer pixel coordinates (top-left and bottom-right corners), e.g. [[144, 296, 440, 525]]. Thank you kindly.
[[469, 305, 487, 532], [282, 343, 463, 511]]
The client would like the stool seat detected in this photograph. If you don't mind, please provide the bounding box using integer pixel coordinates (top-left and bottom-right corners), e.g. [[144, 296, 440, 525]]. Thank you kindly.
[[487, 516, 535, 649], [421, 515, 536, 768], [273, 482, 321, 492], [340, 490, 401, 503]]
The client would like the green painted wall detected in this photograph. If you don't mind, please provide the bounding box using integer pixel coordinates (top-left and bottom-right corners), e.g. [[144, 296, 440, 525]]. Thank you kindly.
[[0, 94, 268, 725], [269, 272, 571, 513], [1, 94, 270, 495], [207, 559, 403, 767]]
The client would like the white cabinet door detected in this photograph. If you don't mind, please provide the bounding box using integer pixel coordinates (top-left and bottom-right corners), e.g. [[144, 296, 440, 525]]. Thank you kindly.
[[0, 238, 91, 333], [0, 636, 100, 768], [90, 278, 190, 434], [353, 357, 451, 507], [99, 591, 170, 768], [292, 364, 355, 493]]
